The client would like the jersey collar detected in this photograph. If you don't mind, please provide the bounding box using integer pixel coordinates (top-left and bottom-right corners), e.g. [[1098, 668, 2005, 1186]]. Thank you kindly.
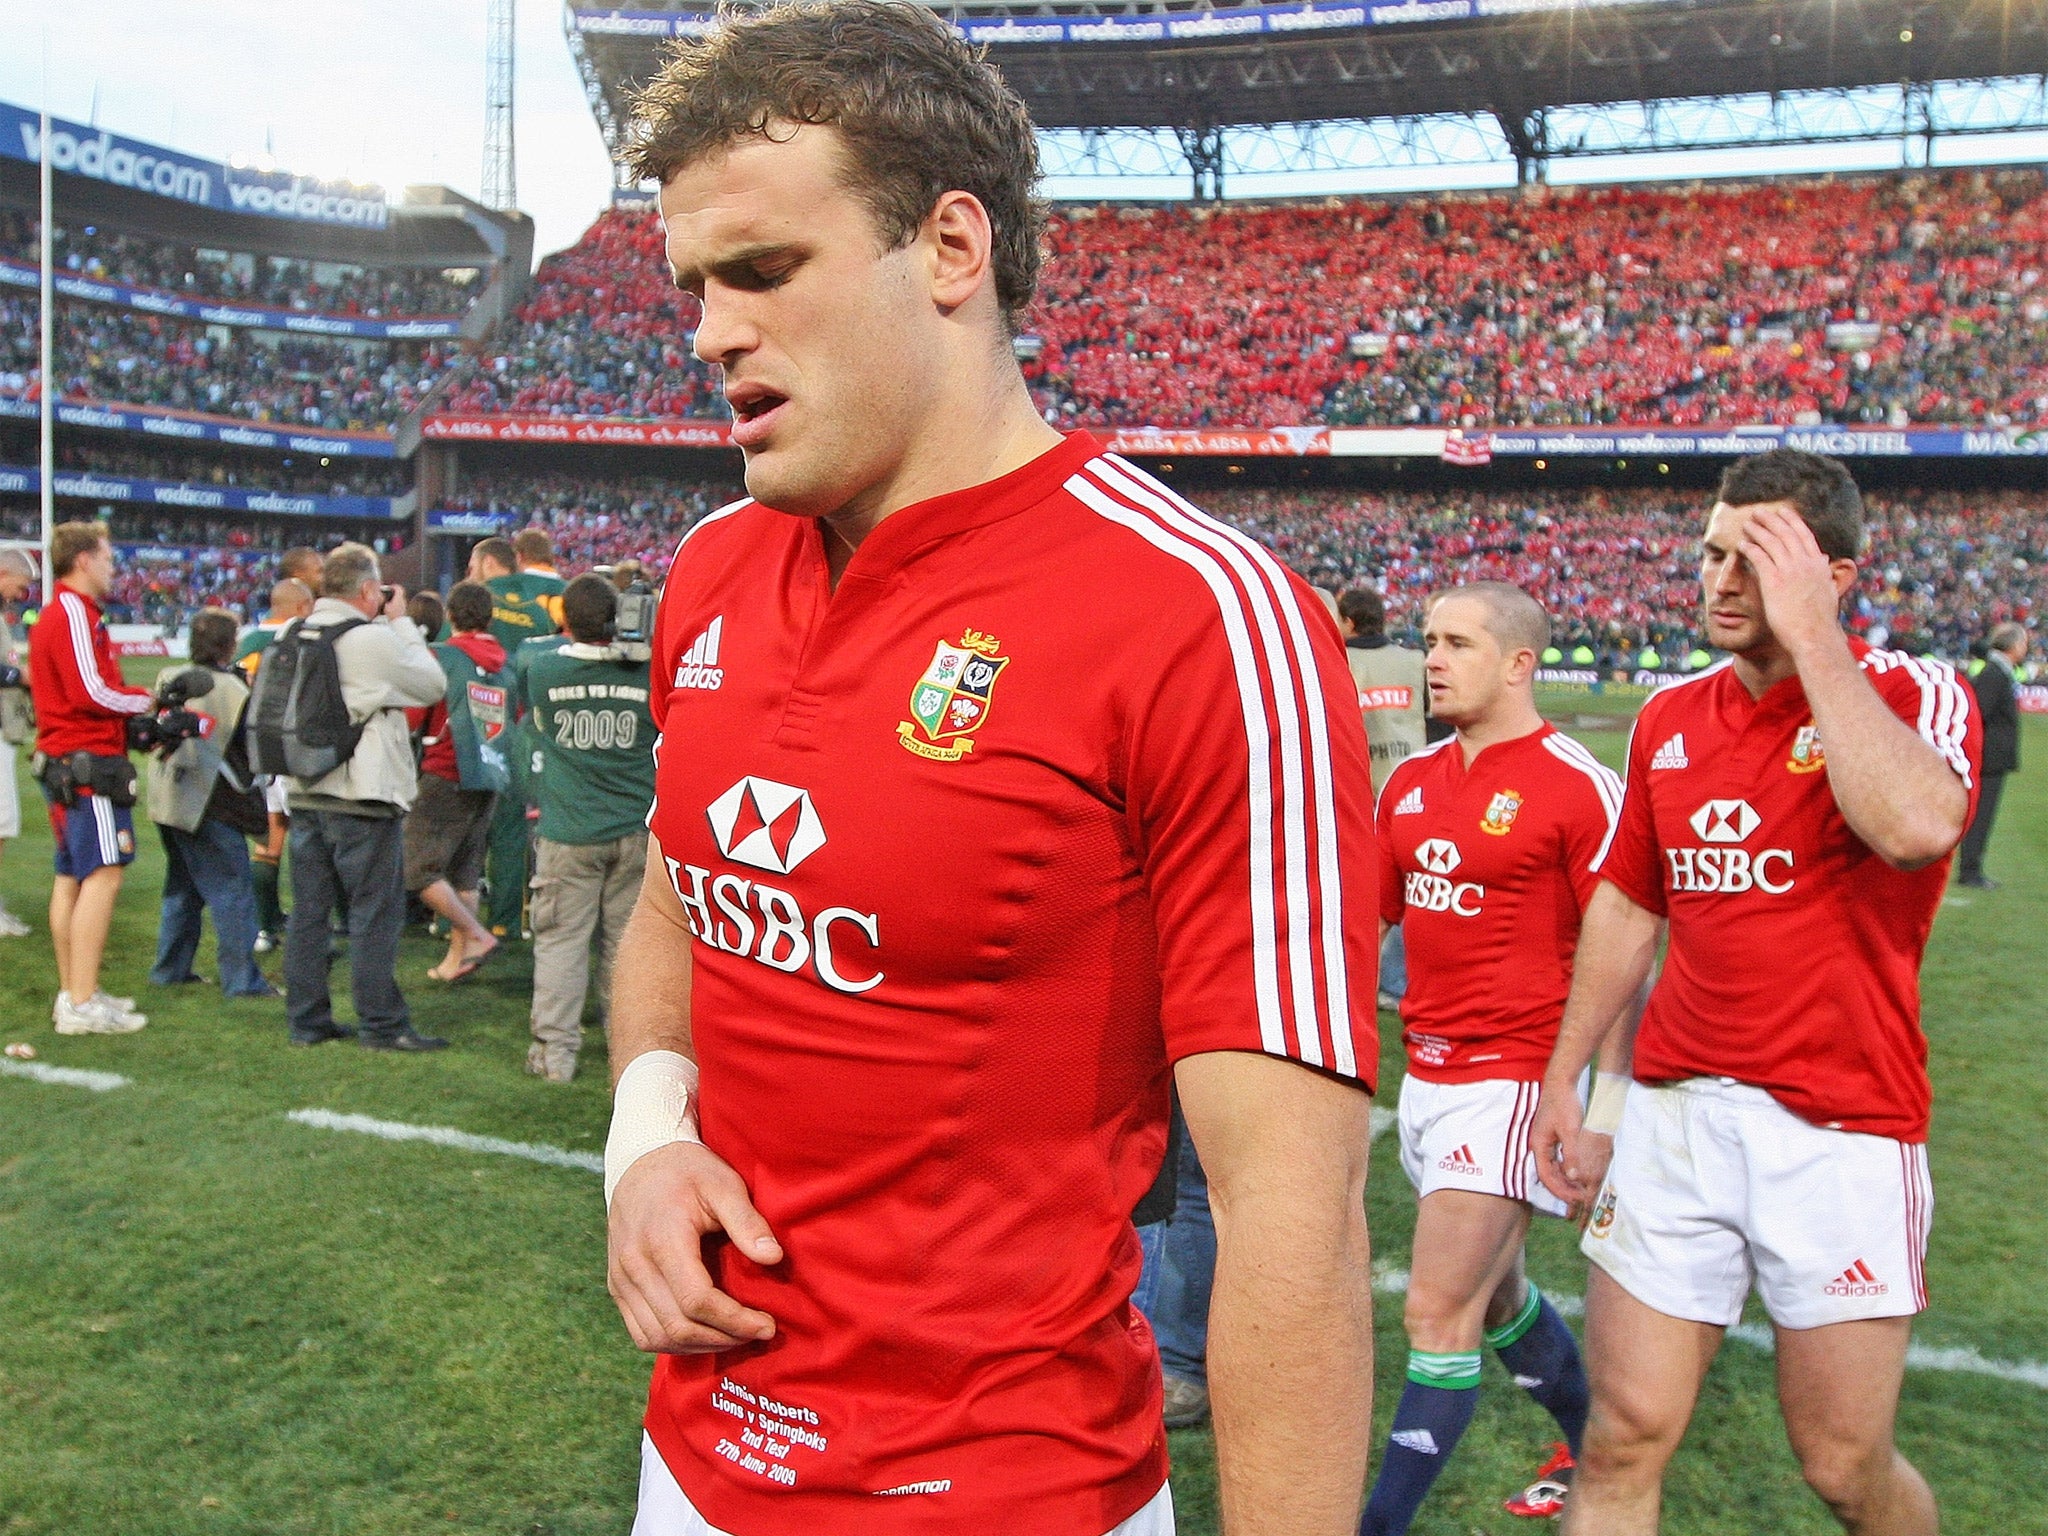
[[807, 430, 1105, 580]]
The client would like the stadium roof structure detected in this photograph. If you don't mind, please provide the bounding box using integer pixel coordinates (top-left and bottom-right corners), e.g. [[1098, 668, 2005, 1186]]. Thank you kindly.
[[566, 0, 2048, 193]]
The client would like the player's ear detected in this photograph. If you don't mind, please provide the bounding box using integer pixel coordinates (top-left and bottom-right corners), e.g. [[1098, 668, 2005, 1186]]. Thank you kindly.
[[924, 190, 994, 315], [1829, 558, 1859, 599]]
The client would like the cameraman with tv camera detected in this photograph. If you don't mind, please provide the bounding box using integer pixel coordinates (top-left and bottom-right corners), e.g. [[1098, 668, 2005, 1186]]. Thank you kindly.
[[145, 608, 277, 999], [519, 574, 657, 1083], [29, 521, 155, 1034]]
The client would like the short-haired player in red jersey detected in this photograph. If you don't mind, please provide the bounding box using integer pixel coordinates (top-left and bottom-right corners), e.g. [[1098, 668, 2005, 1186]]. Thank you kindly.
[[598, 7, 1383, 1536], [1531, 449, 1980, 1536], [1364, 583, 1627, 1536]]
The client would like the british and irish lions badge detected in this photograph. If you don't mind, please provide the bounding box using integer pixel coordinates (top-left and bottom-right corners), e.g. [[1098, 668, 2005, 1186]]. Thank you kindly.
[[898, 630, 1010, 762]]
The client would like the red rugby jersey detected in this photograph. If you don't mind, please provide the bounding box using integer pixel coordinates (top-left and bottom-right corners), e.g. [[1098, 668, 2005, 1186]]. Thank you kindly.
[[1598, 645, 1980, 1141], [641, 432, 1379, 1536], [1377, 724, 1622, 1082], [30, 582, 152, 759]]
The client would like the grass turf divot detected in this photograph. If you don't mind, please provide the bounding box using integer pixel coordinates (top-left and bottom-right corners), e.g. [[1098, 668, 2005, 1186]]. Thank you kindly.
[[286, 1107, 604, 1175]]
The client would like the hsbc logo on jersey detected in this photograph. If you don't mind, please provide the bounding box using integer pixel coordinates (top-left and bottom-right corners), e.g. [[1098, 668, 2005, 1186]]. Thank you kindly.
[[708, 777, 827, 874], [675, 778, 884, 996], [1668, 798, 1795, 895], [1405, 838, 1484, 916], [1688, 799, 1760, 843]]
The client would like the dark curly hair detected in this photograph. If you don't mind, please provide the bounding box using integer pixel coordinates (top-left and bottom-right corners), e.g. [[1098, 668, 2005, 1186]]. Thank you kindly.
[[625, 0, 1045, 332], [1717, 448, 1865, 561]]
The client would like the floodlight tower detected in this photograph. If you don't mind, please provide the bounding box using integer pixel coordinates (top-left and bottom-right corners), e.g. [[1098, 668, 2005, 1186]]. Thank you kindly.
[[483, 0, 517, 210]]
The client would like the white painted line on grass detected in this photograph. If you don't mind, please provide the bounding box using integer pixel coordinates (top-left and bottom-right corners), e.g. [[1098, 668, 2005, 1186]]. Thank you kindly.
[[1371, 1107, 1396, 1141], [0, 1057, 129, 1092], [1369, 1265, 2046, 1390], [287, 1108, 602, 1175]]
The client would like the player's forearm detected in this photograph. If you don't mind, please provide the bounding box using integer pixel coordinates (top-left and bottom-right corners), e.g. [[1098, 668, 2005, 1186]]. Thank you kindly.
[[609, 856, 696, 1085], [1794, 634, 1968, 867], [1545, 883, 1658, 1087], [1206, 1170, 1373, 1536]]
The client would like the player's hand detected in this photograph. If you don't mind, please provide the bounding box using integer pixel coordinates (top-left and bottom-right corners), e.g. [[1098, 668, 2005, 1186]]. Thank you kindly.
[[1531, 1077, 1590, 1211], [607, 1140, 783, 1355], [1567, 1129, 1614, 1215], [1739, 504, 1846, 663]]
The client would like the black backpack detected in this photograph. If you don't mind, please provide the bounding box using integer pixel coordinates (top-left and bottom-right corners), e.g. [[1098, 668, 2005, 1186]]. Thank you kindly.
[[247, 617, 369, 781]]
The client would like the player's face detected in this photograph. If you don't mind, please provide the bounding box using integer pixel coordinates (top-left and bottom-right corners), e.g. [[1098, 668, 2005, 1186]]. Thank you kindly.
[[69, 540, 114, 601], [1424, 596, 1508, 726], [1700, 500, 1787, 655], [661, 125, 929, 524]]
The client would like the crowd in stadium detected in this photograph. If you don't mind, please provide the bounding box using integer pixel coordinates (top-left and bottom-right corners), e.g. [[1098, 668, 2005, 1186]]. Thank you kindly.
[[418, 169, 2048, 434], [4, 476, 2034, 663], [0, 293, 456, 430], [438, 211, 724, 419], [0, 209, 484, 318], [438, 470, 735, 569]]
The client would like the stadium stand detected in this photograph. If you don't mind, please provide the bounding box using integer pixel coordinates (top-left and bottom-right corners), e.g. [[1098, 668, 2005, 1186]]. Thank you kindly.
[[439, 470, 735, 568], [0, 292, 456, 429], [439, 209, 723, 419], [31, 441, 414, 498], [0, 209, 483, 318]]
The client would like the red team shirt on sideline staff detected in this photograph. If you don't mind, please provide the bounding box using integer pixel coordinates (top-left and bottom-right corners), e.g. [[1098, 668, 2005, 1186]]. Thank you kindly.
[[642, 431, 1380, 1536], [1597, 644, 1981, 1143], [30, 581, 153, 762], [1377, 724, 1622, 1082]]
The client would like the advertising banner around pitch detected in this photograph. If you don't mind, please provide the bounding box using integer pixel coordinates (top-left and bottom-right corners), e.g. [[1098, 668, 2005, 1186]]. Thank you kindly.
[[0, 394, 397, 457], [0, 463, 400, 521], [0, 101, 387, 230], [0, 261, 461, 339]]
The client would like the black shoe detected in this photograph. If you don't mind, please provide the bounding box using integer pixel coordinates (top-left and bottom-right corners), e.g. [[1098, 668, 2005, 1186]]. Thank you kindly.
[[290, 1026, 355, 1046], [231, 982, 284, 1000], [361, 1029, 448, 1053], [1958, 874, 2000, 890]]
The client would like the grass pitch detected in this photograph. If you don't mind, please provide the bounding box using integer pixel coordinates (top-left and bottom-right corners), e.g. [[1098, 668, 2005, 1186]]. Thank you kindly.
[[0, 685, 2042, 1534]]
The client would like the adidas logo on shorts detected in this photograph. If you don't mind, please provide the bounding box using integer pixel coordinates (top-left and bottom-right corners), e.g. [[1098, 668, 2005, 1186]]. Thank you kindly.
[[1650, 733, 1689, 770], [673, 616, 726, 691], [1392, 786, 1425, 816], [1823, 1259, 1889, 1298], [1436, 1143, 1484, 1175]]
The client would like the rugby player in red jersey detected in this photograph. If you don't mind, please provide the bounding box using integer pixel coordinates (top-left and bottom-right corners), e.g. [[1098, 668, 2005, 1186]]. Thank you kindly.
[[1364, 584, 1626, 1535], [1531, 449, 1980, 1536], [598, 7, 1381, 1535]]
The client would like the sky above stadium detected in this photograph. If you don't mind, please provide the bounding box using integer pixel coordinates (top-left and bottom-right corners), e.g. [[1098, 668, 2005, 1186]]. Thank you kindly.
[[0, 0, 615, 260]]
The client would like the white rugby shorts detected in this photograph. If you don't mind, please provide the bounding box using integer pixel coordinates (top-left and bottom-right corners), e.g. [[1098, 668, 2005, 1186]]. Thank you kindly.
[[1397, 1074, 1570, 1219], [0, 743, 18, 840], [1581, 1077, 1932, 1331], [631, 1433, 1176, 1536]]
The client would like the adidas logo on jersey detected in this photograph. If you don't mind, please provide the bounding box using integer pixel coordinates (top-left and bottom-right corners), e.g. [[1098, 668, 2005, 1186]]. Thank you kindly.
[[1391, 1430, 1441, 1455], [1650, 733, 1689, 770], [1824, 1259, 1889, 1298], [1436, 1143, 1485, 1175], [1392, 786, 1425, 816], [674, 616, 726, 691]]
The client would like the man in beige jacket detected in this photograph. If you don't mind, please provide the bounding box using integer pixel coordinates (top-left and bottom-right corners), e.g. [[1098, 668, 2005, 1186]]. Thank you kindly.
[[278, 543, 448, 1051]]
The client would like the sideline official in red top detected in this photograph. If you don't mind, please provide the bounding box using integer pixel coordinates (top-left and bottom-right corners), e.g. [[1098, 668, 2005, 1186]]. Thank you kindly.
[[30, 520, 153, 1036]]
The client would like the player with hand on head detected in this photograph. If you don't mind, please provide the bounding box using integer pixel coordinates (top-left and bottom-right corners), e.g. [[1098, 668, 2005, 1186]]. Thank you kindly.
[[1530, 449, 1979, 1536], [1365, 582, 1629, 1535], [601, 5, 1383, 1533]]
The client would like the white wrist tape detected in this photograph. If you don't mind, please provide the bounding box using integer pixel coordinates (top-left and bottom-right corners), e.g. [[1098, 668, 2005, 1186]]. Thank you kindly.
[[1584, 1072, 1631, 1136], [604, 1050, 701, 1209]]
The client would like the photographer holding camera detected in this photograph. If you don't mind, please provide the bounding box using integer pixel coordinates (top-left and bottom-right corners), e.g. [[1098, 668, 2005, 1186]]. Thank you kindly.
[[30, 522, 155, 1034], [519, 574, 656, 1082], [0, 546, 36, 938], [145, 608, 276, 999], [253, 543, 448, 1051]]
